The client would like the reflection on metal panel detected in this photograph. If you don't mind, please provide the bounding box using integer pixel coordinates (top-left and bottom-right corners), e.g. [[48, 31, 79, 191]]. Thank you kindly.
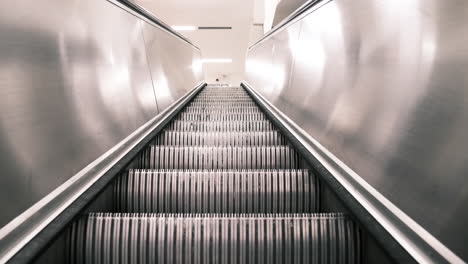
[[0, 0, 202, 228], [142, 23, 203, 111], [246, 0, 468, 260]]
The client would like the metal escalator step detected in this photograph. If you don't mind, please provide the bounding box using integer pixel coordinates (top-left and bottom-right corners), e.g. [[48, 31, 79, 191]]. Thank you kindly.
[[194, 97, 251, 100], [193, 95, 251, 98], [175, 113, 267, 122], [114, 169, 318, 213], [197, 95, 250, 99], [153, 131, 286, 146], [193, 99, 253, 101], [203, 87, 244, 89], [195, 98, 251, 100], [188, 102, 257, 107], [67, 213, 361, 264], [137, 146, 300, 169], [67, 213, 360, 264], [192, 91, 248, 95], [165, 120, 275, 132], [193, 94, 250, 96], [200, 88, 245, 91], [196, 93, 249, 96], [196, 97, 251, 100], [183, 107, 263, 113], [187, 104, 258, 109], [175, 112, 267, 122], [174, 115, 266, 121]]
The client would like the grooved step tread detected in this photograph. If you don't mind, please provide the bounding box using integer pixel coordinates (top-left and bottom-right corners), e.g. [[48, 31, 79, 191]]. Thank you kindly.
[[154, 131, 286, 146], [175, 113, 267, 122], [115, 169, 318, 213], [166, 120, 276, 132], [136, 146, 300, 170], [67, 213, 361, 264]]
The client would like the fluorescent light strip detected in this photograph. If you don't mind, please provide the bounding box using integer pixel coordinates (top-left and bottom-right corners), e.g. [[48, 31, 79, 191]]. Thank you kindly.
[[201, 58, 233, 64], [171, 25, 197, 31]]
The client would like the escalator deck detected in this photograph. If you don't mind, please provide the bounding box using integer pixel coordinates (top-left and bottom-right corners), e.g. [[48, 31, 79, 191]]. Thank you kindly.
[[67, 86, 361, 263]]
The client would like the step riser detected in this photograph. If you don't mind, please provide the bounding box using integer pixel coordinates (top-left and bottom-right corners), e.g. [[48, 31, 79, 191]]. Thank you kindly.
[[182, 109, 263, 114], [188, 104, 258, 108], [67, 214, 360, 264], [175, 113, 267, 122], [165, 121, 276, 132], [137, 146, 300, 170], [154, 132, 286, 146], [115, 170, 318, 213]]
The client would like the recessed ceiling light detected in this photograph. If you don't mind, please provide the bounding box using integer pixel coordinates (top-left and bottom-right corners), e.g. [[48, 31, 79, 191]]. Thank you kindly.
[[201, 59, 233, 63], [171, 25, 197, 31]]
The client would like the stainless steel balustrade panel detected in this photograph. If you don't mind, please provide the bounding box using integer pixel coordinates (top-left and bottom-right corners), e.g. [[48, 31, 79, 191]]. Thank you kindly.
[[245, 0, 468, 259], [142, 23, 203, 111], [0, 0, 202, 229]]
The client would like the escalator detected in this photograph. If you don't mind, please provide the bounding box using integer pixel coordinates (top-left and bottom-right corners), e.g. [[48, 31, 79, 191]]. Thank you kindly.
[[64, 86, 363, 263], [1, 0, 465, 261]]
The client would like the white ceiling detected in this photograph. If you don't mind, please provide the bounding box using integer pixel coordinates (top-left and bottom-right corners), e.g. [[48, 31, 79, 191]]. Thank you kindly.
[[136, 0, 264, 85]]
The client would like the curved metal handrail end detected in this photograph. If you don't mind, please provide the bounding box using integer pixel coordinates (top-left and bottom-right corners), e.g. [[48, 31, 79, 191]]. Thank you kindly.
[[107, 0, 200, 50], [241, 82, 465, 264], [248, 0, 329, 50], [0, 82, 206, 264]]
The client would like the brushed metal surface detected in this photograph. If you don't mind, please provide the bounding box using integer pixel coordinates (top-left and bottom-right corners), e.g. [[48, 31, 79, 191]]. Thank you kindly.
[[245, 0, 468, 260], [142, 24, 203, 111], [0, 0, 202, 229], [0, 83, 205, 263]]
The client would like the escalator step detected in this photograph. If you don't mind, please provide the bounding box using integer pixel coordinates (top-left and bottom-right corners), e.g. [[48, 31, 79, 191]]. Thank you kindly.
[[137, 146, 300, 169], [175, 112, 267, 122], [195, 95, 250, 98], [195, 92, 248, 94], [198, 90, 246, 94], [165, 120, 276, 132], [183, 107, 263, 113], [191, 99, 253, 101], [67, 213, 360, 264], [153, 131, 286, 146], [188, 102, 257, 107], [114, 169, 318, 213]]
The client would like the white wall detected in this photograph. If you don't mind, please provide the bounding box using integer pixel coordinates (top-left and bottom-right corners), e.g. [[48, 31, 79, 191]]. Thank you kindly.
[[136, 0, 255, 85], [249, 0, 266, 45]]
